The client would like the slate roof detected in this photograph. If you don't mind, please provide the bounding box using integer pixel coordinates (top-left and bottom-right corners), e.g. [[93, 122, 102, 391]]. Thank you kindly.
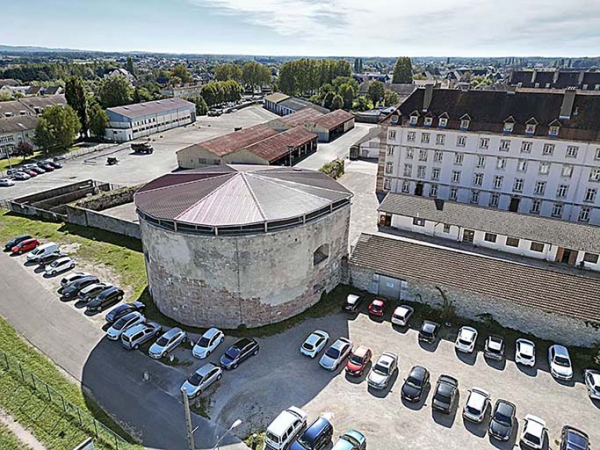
[[279, 97, 329, 114], [379, 193, 600, 254], [243, 126, 317, 163], [314, 109, 354, 130], [0, 115, 38, 134], [193, 124, 278, 157], [107, 98, 194, 119], [350, 233, 600, 324], [135, 165, 352, 227]]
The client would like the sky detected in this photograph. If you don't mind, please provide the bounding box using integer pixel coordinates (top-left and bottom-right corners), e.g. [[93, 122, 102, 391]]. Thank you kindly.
[[2, 0, 600, 57]]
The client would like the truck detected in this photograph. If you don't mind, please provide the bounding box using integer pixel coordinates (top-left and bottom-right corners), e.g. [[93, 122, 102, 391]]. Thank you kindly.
[[131, 142, 154, 154]]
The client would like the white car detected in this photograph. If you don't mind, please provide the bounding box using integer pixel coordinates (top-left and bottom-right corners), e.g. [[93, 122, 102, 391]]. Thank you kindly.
[[192, 328, 224, 359], [60, 271, 90, 287], [44, 257, 75, 276], [455, 326, 478, 353], [106, 311, 146, 341], [319, 337, 352, 371], [462, 387, 490, 423], [515, 338, 536, 367], [548, 344, 573, 380], [149, 327, 187, 359], [584, 369, 600, 400], [519, 415, 547, 449], [367, 352, 398, 390], [181, 363, 223, 398], [300, 330, 329, 358], [391, 305, 414, 326], [0, 178, 15, 187]]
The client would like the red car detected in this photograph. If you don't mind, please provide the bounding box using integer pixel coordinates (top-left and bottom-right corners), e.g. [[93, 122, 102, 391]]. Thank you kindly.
[[368, 298, 387, 317], [346, 345, 372, 376], [22, 169, 37, 177], [12, 238, 39, 254]]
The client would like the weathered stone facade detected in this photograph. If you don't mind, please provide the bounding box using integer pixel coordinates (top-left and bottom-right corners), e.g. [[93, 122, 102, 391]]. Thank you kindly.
[[141, 205, 351, 328], [348, 265, 600, 347]]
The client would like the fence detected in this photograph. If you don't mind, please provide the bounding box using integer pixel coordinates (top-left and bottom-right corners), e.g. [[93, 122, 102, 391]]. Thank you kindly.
[[0, 348, 137, 450]]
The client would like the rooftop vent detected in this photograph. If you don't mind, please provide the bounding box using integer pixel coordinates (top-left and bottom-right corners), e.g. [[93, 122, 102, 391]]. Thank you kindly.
[[434, 199, 445, 211], [559, 87, 577, 120]]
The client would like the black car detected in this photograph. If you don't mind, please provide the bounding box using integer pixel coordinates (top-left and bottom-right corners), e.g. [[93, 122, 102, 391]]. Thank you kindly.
[[37, 161, 54, 171], [36, 251, 67, 266], [86, 287, 124, 312], [560, 426, 590, 450], [46, 159, 62, 169], [4, 234, 32, 251], [401, 365, 430, 402], [78, 283, 111, 303], [432, 375, 458, 414], [419, 321, 440, 343], [484, 335, 505, 361], [489, 399, 516, 441], [58, 275, 100, 298], [106, 301, 146, 323], [219, 338, 259, 370], [290, 416, 333, 450]]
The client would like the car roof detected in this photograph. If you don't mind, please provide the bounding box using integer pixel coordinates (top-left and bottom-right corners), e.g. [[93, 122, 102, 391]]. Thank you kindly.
[[552, 345, 570, 357], [468, 389, 489, 408], [460, 327, 477, 338], [233, 338, 253, 348], [163, 327, 183, 338], [496, 400, 515, 415], [378, 352, 397, 365], [100, 286, 120, 295], [123, 323, 147, 336], [394, 305, 413, 314], [353, 346, 370, 357], [439, 375, 458, 386], [118, 311, 139, 322], [21, 238, 37, 244], [422, 320, 439, 330], [302, 417, 331, 441], [332, 338, 349, 349], [563, 426, 589, 449], [268, 408, 305, 435], [196, 362, 218, 376], [346, 294, 360, 304], [203, 327, 221, 338], [409, 365, 427, 378], [372, 298, 384, 304]]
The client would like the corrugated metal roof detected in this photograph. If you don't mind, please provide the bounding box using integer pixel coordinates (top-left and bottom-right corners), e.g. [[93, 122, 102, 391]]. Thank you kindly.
[[107, 98, 195, 119], [243, 126, 317, 162], [194, 124, 278, 157], [313, 109, 355, 130], [275, 108, 325, 128]]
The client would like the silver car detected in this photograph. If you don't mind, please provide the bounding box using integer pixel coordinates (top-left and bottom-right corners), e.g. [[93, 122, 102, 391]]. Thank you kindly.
[[181, 363, 223, 398], [149, 327, 187, 359], [106, 312, 146, 341], [44, 256, 75, 276], [367, 352, 398, 389], [121, 322, 161, 350], [319, 337, 352, 371]]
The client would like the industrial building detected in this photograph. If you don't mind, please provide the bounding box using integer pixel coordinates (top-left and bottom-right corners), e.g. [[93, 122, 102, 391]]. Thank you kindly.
[[104, 98, 196, 142], [135, 165, 352, 328], [263, 92, 329, 116]]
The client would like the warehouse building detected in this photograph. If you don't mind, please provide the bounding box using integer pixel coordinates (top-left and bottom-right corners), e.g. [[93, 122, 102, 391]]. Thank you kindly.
[[135, 165, 352, 328], [263, 92, 329, 116], [104, 98, 196, 142], [268, 108, 355, 142]]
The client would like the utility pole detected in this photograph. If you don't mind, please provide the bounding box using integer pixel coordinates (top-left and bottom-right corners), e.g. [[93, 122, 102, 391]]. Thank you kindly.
[[182, 388, 195, 450]]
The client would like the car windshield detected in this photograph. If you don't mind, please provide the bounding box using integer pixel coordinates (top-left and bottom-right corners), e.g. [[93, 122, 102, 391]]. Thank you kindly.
[[495, 411, 511, 425], [297, 433, 314, 448], [371, 304, 382, 310], [524, 433, 540, 445], [303, 342, 314, 350], [459, 338, 471, 345], [407, 375, 422, 388], [157, 336, 169, 346], [198, 337, 211, 347], [350, 354, 364, 365], [466, 405, 481, 415], [374, 363, 389, 375], [225, 348, 240, 359], [188, 373, 203, 386], [113, 317, 130, 331], [555, 355, 570, 366], [325, 347, 340, 359]]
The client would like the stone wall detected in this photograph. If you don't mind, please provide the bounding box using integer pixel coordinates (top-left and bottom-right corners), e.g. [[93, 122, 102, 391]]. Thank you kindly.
[[141, 206, 351, 328], [74, 185, 139, 212], [348, 264, 600, 347]]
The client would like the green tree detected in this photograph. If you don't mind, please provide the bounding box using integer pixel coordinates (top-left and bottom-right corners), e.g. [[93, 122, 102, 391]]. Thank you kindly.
[[193, 96, 208, 116], [64, 76, 88, 137], [97, 75, 132, 108], [322, 91, 335, 110], [33, 105, 81, 152], [214, 64, 242, 82], [241, 61, 272, 90], [392, 57, 413, 84], [171, 64, 191, 84], [331, 94, 344, 110], [88, 102, 108, 138], [133, 87, 153, 103], [338, 83, 356, 109], [126, 57, 135, 77], [352, 96, 371, 111], [383, 89, 400, 106], [367, 80, 385, 106]]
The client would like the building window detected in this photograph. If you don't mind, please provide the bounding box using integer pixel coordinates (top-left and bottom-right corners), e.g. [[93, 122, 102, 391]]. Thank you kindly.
[[496, 157, 506, 170], [583, 251, 598, 263], [429, 184, 438, 197], [479, 138, 489, 149], [409, 116, 418, 125], [476, 156, 486, 168], [513, 178, 524, 193], [452, 171, 461, 183], [402, 181, 410, 193], [551, 203, 563, 218], [493, 175, 503, 189], [566, 146, 578, 158], [413, 217, 426, 226], [503, 122, 514, 133], [534, 181, 546, 195], [434, 150, 443, 162], [387, 145, 394, 156], [443, 223, 451, 233], [403, 164, 412, 177], [419, 149, 428, 161], [417, 166, 426, 178], [489, 193, 499, 207], [436, 134, 445, 145], [525, 124, 536, 135], [542, 143, 554, 156], [473, 173, 483, 186], [584, 188, 597, 203], [313, 244, 329, 266], [595, 148, 600, 160], [421, 133, 430, 144], [530, 242, 545, 252], [539, 161, 550, 175], [517, 159, 528, 172], [521, 141, 532, 153], [530, 199, 541, 214], [484, 233, 497, 243], [450, 187, 458, 200], [439, 118, 448, 128], [470, 190, 479, 204], [454, 152, 463, 165], [499, 139, 511, 151], [460, 119, 470, 130], [579, 207, 591, 223], [506, 237, 520, 247], [406, 147, 414, 159], [562, 164, 574, 178], [456, 135, 467, 147], [590, 167, 600, 182], [385, 162, 393, 174], [556, 184, 568, 198], [424, 117, 433, 127], [407, 131, 416, 142], [431, 167, 440, 181], [389, 130, 397, 140], [384, 179, 391, 191]]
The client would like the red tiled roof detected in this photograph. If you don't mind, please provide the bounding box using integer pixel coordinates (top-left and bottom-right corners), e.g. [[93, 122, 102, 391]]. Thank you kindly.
[[198, 124, 278, 157], [244, 126, 317, 162], [277, 108, 325, 127], [313, 109, 354, 130]]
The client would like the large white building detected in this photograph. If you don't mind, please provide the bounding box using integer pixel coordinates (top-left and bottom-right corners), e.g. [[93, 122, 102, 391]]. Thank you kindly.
[[377, 86, 600, 225]]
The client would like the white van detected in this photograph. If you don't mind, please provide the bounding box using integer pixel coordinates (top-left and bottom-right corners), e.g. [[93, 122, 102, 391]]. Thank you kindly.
[[26, 242, 59, 262], [264, 406, 307, 450]]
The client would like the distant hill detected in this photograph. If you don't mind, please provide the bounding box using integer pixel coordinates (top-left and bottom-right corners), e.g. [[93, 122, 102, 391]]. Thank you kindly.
[[0, 44, 80, 53]]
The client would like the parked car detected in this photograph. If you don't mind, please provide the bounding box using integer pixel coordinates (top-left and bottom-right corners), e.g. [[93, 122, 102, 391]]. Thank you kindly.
[[367, 352, 398, 390], [300, 330, 329, 359], [21, 168, 37, 177], [46, 159, 62, 168], [548, 344, 573, 380], [343, 294, 362, 312], [584, 369, 600, 400], [391, 305, 414, 327], [45, 256, 75, 276], [149, 327, 187, 359], [345, 345, 372, 377], [26, 242, 59, 263], [60, 271, 90, 287], [78, 283, 112, 303], [455, 326, 478, 353], [11, 238, 39, 255], [219, 338, 259, 370], [180, 363, 223, 398], [319, 337, 353, 371], [462, 388, 490, 423], [37, 161, 54, 171], [264, 406, 308, 450], [290, 416, 334, 450], [331, 430, 366, 450], [432, 375, 459, 414], [86, 286, 124, 312], [401, 365, 430, 402], [489, 399, 516, 441], [36, 251, 67, 266], [516, 338, 536, 367], [484, 335, 505, 361], [11, 171, 30, 180], [58, 275, 100, 299], [4, 234, 32, 251], [193, 328, 225, 359], [367, 298, 386, 318], [106, 312, 146, 341], [560, 426, 590, 450], [25, 164, 45, 174], [105, 301, 145, 324], [0, 178, 15, 187], [418, 320, 440, 343], [121, 322, 161, 350], [520, 415, 547, 450]]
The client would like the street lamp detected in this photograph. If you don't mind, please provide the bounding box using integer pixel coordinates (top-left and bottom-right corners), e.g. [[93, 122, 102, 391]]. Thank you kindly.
[[212, 419, 242, 450]]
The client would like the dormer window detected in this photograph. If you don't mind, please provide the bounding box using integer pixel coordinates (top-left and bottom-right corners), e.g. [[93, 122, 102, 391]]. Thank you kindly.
[[438, 118, 448, 128], [549, 126, 560, 137], [459, 114, 471, 130], [424, 117, 433, 127], [503, 116, 515, 133], [409, 115, 418, 126], [525, 118, 538, 135]]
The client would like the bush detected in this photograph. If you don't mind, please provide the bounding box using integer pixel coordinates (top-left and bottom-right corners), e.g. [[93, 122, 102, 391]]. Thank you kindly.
[[319, 158, 345, 179]]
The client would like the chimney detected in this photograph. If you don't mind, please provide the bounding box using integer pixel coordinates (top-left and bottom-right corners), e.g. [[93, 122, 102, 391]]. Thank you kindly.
[[531, 69, 538, 84], [578, 70, 586, 86], [422, 84, 434, 112], [559, 87, 577, 120], [434, 199, 445, 211]]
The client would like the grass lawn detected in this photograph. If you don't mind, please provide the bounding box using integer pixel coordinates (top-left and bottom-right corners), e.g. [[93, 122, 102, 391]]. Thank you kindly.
[[0, 423, 30, 450], [0, 146, 80, 172]]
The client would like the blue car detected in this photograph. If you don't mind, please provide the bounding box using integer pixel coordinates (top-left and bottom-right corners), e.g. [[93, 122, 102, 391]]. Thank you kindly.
[[332, 430, 366, 450], [560, 426, 589, 450], [219, 338, 259, 370], [290, 417, 333, 450]]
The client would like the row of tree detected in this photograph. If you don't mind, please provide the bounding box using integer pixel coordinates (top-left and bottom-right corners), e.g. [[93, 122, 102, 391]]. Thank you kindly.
[[198, 80, 243, 107], [214, 61, 272, 89], [278, 59, 352, 96]]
